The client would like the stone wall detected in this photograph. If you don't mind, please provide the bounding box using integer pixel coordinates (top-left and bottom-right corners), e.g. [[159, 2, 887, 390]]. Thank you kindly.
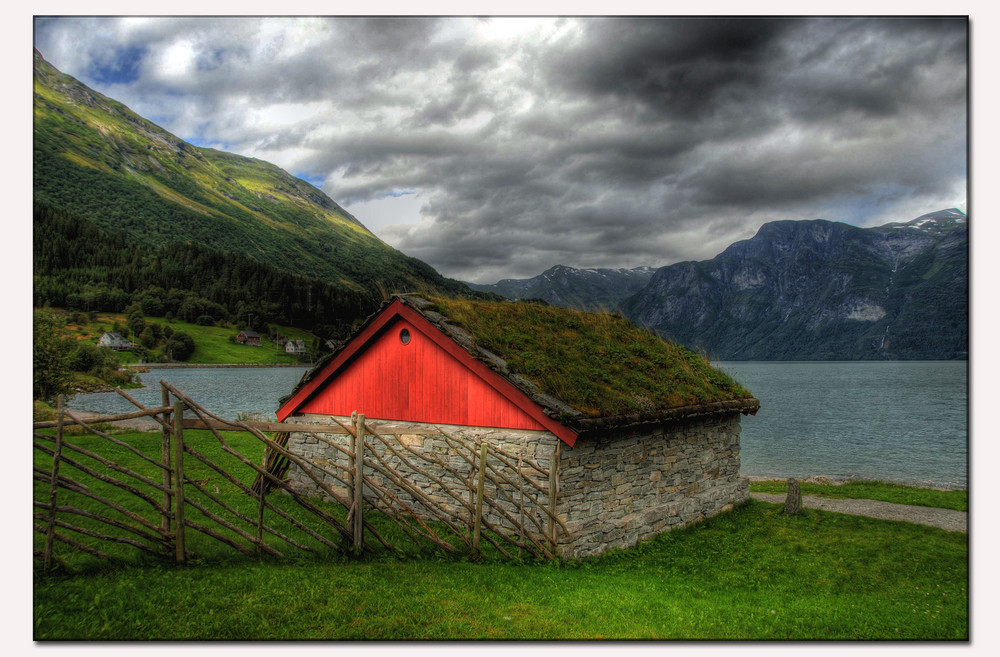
[[556, 414, 748, 558], [282, 412, 747, 559], [284, 416, 558, 544]]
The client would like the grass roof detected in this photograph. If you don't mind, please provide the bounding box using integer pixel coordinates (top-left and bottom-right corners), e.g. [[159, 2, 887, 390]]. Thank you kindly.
[[416, 296, 754, 420]]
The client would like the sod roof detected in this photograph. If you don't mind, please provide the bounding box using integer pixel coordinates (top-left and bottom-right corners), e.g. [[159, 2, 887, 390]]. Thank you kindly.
[[398, 295, 757, 432]]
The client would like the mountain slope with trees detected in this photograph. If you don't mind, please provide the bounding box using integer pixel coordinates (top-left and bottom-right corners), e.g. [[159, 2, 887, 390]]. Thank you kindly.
[[32, 48, 470, 299], [33, 203, 367, 337]]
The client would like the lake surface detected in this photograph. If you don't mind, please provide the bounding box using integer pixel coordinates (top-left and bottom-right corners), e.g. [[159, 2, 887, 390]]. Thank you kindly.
[[67, 366, 311, 421], [68, 361, 968, 489], [716, 361, 968, 489]]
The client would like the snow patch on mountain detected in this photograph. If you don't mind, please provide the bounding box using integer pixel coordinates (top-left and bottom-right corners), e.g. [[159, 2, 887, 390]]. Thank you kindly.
[[845, 301, 887, 322]]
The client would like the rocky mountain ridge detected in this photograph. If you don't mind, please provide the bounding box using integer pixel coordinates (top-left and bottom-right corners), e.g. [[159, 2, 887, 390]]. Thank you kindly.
[[621, 210, 967, 360], [473, 209, 967, 360], [466, 264, 655, 310]]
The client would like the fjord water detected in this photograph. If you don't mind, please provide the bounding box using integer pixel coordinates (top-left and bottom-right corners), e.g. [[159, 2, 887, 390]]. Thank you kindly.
[[717, 361, 968, 489], [67, 366, 311, 421], [68, 361, 968, 489]]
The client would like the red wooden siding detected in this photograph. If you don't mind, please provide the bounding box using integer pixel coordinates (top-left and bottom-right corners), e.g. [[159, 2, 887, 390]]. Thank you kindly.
[[298, 317, 548, 432], [278, 300, 578, 444]]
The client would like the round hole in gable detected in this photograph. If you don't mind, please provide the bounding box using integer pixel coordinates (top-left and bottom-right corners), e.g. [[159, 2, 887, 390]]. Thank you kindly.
[[400, 328, 411, 345]]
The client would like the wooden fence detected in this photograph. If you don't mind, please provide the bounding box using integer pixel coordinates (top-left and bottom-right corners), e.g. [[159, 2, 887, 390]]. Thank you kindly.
[[33, 382, 564, 573]]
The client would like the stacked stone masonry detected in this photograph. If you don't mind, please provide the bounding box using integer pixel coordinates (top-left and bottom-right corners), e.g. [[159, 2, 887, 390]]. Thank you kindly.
[[284, 413, 748, 559]]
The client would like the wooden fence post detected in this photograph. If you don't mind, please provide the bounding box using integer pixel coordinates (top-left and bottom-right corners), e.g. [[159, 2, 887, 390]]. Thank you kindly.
[[517, 453, 525, 560], [257, 445, 268, 553], [353, 413, 365, 552], [160, 384, 172, 532], [547, 442, 560, 551], [172, 400, 186, 563], [348, 411, 356, 505], [472, 442, 488, 553], [43, 395, 65, 573]]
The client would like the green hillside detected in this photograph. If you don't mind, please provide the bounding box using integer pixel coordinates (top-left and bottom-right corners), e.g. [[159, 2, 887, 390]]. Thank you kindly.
[[32, 49, 469, 298]]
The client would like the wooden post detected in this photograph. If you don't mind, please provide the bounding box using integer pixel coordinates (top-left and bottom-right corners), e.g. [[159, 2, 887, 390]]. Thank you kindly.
[[348, 411, 357, 505], [547, 442, 560, 550], [466, 446, 477, 539], [257, 445, 267, 553], [353, 413, 365, 552], [43, 395, 65, 573], [472, 442, 488, 552], [160, 384, 172, 532], [517, 453, 525, 560], [172, 400, 186, 563]]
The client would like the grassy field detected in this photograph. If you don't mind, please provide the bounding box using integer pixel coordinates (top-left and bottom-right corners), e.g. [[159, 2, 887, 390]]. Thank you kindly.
[[33, 500, 969, 640], [32, 428, 969, 640], [64, 310, 318, 365]]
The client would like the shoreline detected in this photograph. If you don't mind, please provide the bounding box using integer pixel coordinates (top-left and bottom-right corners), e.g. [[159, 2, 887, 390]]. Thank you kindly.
[[743, 473, 967, 492], [126, 363, 311, 369]]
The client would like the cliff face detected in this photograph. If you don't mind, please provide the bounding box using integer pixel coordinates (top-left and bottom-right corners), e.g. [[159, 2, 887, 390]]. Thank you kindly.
[[621, 210, 968, 360]]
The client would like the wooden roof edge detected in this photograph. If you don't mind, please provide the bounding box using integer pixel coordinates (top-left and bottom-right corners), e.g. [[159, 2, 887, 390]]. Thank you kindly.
[[571, 397, 761, 436]]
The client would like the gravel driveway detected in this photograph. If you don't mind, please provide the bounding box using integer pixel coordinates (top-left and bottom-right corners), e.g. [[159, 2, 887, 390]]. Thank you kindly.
[[750, 492, 967, 533]]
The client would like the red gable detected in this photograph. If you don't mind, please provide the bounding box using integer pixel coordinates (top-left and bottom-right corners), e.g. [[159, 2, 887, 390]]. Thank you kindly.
[[276, 300, 578, 446]]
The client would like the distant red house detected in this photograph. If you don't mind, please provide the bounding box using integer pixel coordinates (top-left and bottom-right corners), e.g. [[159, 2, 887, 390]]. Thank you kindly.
[[236, 330, 261, 346]]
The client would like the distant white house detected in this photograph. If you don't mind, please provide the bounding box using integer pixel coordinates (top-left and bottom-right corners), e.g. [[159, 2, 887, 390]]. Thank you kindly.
[[98, 332, 135, 351], [285, 339, 307, 355]]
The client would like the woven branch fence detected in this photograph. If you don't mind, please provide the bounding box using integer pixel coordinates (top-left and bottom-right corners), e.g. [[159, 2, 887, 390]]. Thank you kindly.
[[33, 382, 564, 574]]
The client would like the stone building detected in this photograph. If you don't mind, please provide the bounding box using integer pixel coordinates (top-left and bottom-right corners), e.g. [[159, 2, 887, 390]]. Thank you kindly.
[[275, 295, 759, 558]]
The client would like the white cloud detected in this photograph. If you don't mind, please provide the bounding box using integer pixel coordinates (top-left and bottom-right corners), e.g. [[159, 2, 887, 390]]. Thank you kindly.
[[346, 192, 426, 235]]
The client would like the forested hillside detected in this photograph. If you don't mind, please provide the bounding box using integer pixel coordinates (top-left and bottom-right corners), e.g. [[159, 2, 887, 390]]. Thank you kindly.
[[34, 203, 369, 339], [33, 49, 473, 308]]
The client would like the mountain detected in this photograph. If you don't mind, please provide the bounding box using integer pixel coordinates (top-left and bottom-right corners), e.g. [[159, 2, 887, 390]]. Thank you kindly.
[[32, 49, 470, 299], [466, 265, 655, 311], [620, 210, 968, 360]]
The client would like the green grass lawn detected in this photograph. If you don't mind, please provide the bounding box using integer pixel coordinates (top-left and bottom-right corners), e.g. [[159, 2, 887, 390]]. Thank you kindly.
[[171, 320, 311, 364], [749, 479, 968, 512], [33, 429, 968, 640], [33, 500, 969, 640]]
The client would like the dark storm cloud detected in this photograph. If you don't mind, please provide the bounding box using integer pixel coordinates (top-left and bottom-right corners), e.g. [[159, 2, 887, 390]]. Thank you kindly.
[[33, 16, 968, 283], [546, 17, 790, 122]]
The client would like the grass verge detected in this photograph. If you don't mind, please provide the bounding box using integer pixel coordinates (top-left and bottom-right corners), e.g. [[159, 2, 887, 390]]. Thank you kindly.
[[749, 479, 968, 512]]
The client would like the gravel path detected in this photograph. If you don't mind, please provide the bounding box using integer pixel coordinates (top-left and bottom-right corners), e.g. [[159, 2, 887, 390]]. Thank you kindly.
[[750, 492, 967, 533]]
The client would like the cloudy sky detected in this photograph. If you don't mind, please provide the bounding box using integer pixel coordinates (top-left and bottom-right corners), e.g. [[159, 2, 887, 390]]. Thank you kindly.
[[33, 14, 968, 283]]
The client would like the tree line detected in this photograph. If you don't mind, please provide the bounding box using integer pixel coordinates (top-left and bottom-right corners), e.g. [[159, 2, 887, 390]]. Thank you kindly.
[[33, 202, 375, 340]]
